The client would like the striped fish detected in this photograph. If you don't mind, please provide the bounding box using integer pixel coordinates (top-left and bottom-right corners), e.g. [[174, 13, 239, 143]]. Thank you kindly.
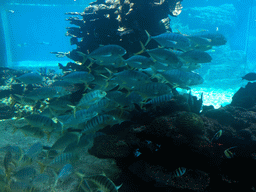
[[145, 94, 173, 106], [49, 153, 78, 167], [81, 115, 117, 135], [172, 167, 186, 177], [224, 146, 237, 159], [25, 142, 43, 159], [24, 114, 61, 132], [86, 174, 122, 192], [211, 130, 222, 143], [58, 110, 98, 128], [51, 133, 80, 151], [132, 82, 172, 99], [77, 90, 107, 109], [62, 71, 95, 84], [39, 152, 79, 173]]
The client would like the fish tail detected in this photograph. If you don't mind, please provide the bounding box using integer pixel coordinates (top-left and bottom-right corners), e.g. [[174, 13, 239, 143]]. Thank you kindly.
[[77, 51, 88, 64], [145, 30, 151, 46], [38, 161, 47, 173], [67, 104, 77, 118], [53, 170, 58, 187], [12, 125, 18, 134], [135, 41, 146, 55]]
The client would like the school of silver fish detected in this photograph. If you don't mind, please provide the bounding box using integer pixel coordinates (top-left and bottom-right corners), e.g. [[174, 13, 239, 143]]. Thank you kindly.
[[0, 30, 226, 191]]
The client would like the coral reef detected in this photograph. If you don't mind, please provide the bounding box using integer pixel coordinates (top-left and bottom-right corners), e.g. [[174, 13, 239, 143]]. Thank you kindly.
[[65, 0, 183, 61]]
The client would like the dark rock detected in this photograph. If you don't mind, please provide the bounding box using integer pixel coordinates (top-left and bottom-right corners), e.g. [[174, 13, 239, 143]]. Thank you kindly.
[[88, 135, 132, 158], [231, 82, 256, 108]]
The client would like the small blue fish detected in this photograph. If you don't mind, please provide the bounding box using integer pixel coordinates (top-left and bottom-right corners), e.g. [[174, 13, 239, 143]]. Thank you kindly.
[[134, 148, 142, 157]]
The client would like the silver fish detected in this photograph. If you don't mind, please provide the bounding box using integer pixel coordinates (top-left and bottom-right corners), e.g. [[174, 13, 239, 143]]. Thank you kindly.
[[58, 110, 98, 128], [125, 55, 155, 69], [51, 133, 80, 151], [24, 86, 70, 100], [25, 142, 43, 159], [62, 71, 95, 84], [110, 70, 151, 89], [24, 114, 61, 132], [54, 164, 73, 186], [81, 114, 117, 135], [145, 30, 190, 50], [147, 48, 181, 68], [85, 173, 122, 192], [132, 82, 172, 99], [16, 73, 43, 84], [146, 94, 174, 105], [76, 90, 107, 109], [179, 50, 212, 64], [156, 69, 204, 88]]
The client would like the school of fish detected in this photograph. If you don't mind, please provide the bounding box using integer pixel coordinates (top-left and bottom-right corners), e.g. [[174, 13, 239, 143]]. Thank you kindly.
[[0, 30, 226, 191]]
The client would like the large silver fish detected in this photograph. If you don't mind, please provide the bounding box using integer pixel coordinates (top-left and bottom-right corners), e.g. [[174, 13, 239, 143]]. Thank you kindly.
[[145, 31, 190, 51]]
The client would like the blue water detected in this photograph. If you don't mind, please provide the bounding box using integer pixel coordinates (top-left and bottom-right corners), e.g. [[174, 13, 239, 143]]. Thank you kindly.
[[5, 3, 87, 62]]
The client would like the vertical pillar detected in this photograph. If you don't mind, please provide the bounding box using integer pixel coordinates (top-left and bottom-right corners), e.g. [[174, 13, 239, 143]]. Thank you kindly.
[[0, 6, 12, 67]]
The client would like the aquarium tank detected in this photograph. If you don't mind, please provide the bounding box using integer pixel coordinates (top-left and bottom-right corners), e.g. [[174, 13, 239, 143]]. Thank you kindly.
[[0, 0, 256, 191]]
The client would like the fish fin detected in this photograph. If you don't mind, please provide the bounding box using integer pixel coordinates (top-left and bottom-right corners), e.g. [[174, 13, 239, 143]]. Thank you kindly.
[[100, 74, 109, 80], [87, 61, 94, 73], [75, 171, 85, 179], [145, 30, 151, 46], [13, 94, 23, 99], [77, 133, 82, 144], [38, 161, 47, 173], [53, 170, 58, 187], [201, 37, 212, 42], [67, 104, 77, 118], [175, 29, 182, 34], [77, 51, 88, 65], [12, 125, 19, 134], [134, 41, 146, 55], [104, 67, 114, 78], [126, 91, 131, 97], [101, 54, 113, 57], [117, 183, 123, 190], [167, 40, 178, 44]]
